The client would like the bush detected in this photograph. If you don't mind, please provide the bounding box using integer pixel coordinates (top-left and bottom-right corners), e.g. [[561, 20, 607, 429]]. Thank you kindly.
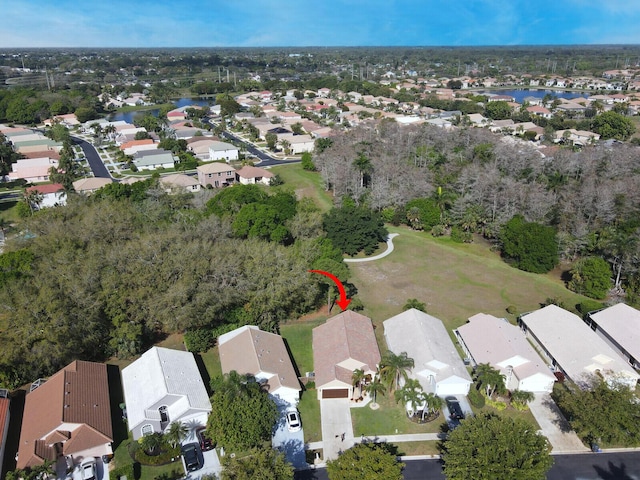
[[468, 387, 486, 408], [431, 224, 446, 237], [184, 328, 215, 353], [450, 226, 472, 243], [111, 464, 135, 480], [506, 305, 518, 315], [568, 256, 611, 299], [576, 299, 605, 317], [485, 397, 507, 411]]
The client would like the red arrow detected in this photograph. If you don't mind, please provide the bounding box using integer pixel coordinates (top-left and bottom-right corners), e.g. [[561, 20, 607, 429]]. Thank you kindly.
[[308, 269, 351, 311]]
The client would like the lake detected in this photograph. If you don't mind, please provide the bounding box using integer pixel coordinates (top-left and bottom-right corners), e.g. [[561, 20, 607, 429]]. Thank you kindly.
[[479, 89, 590, 104], [108, 97, 214, 123]]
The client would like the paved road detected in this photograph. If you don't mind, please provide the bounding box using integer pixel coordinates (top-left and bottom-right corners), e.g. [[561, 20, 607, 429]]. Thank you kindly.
[[344, 234, 399, 263], [206, 120, 301, 167], [71, 136, 111, 178], [295, 453, 640, 479]]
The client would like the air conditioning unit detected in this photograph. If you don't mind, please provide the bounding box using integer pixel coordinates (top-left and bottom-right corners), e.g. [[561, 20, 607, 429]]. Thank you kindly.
[[306, 372, 315, 378]]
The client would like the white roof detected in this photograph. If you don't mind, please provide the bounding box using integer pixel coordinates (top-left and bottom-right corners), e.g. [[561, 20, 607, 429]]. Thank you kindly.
[[589, 303, 640, 363], [520, 305, 639, 387], [208, 141, 239, 152], [456, 313, 555, 385], [121, 347, 211, 430], [383, 309, 472, 393]]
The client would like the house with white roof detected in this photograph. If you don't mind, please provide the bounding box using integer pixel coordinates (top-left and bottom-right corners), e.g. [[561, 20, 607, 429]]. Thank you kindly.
[[383, 309, 472, 397], [587, 303, 640, 370], [121, 346, 211, 440], [218, 326, 301, 407], [455, 313, 556, 393], [208, 141, 239, 162], [519, 305, 639, 389]]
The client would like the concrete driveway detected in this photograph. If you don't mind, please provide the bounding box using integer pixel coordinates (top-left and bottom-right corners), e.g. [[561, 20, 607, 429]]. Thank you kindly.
[[272, 407, 307, 469], [442, 394, 473, 429], [528, 393, 589, 453], [319, 398, 354, 461]]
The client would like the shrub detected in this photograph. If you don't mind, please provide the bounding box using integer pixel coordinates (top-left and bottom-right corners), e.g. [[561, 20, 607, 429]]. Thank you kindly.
[[431, 224, 446, 237], [485, 397, 507, 411], [184, 328, 215, 353], [468, 387, 485, 408], [576, 299, 605, 317], [111, 464, 135, 480], [506, 305, 518, 315], [450, 226, 472, 243]]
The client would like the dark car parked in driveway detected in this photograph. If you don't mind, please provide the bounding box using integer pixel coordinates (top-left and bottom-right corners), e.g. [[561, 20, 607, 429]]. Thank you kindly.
[[445, 396, 465, 420], [181, 442, 204, 472]]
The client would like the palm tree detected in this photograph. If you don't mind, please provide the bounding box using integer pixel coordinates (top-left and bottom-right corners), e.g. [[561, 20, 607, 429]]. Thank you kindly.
[[364, 377, 385, 407], [138, 432, 162, 455], [379, 351, 415, 392], [403, 299, 426, 312], [394, 378, 423, 417], [474, 363, 506, 398], [165, 421, 188, 448], [351, 369, 365, 400], [421, 392, 443, 421], [510, 390, 535, 408]]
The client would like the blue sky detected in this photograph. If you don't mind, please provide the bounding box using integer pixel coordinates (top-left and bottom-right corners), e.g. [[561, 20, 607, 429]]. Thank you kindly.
[[2, 0, 639, 48]]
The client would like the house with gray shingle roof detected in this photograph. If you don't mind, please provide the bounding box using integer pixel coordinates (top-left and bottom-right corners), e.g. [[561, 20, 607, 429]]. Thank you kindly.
[[121, 347, 211, 440]]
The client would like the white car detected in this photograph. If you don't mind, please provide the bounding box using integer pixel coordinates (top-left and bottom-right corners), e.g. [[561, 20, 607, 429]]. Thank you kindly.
[[80, 458, 97, 480], [286, 408, 301, 432]]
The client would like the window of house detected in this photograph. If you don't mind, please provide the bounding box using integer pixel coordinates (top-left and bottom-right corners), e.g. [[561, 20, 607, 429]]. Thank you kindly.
[[141, 424, 153, 436]]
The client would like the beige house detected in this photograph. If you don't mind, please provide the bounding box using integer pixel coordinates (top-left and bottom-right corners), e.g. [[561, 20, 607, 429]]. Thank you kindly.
[[16, 361, 113, 470], [197, 162, 236, 188], [312, 311, 381, 400], [218, 325, 301, 406], [160, 173, 201, 194], [73, 177, 113, 194], [455, 313, 556, 393], [236, 165, 274, 185]]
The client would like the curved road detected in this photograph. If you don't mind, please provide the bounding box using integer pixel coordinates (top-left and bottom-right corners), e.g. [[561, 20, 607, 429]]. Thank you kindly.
[[71, 136, 112, 178], [344, 234, 399, 263]]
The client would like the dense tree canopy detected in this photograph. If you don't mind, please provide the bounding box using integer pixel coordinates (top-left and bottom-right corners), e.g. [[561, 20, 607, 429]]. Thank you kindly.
[[591, 111, 635, 140], [323, 205, 388, 256], [553, 377, 640, 446], [207, 372, 278, 451], [326, 442, 404, 480], [568, 256, 611, 299], [441, 413, 553, 480], [220, 447, 293, 480], [500, 215, 558, 273], [0, 187, 332, 387]]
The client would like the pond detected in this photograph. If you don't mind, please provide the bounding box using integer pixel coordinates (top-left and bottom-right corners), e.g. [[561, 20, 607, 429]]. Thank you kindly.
[[108, 97, 215, 123], [479, 89, 590, 104]]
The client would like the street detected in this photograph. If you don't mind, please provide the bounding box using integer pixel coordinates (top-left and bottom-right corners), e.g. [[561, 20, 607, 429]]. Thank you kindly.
[[71, 136, 112, 178], [294, 453, 640, 479]]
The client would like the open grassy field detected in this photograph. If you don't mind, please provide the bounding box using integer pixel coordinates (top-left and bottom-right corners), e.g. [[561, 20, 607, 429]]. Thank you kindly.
[[348, 225, 590, 347], [269, 163, 333, 212]]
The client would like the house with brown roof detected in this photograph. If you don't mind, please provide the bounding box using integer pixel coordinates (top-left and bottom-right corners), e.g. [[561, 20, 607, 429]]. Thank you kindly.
[[236, 166, 274, 186], [16, 361, 113, 470], [312, 311, 381, 400], [72, 177, 113, 195], [218, 326, 301, 406], [196, 162, 236, 188], [0, 390, 9, 479]]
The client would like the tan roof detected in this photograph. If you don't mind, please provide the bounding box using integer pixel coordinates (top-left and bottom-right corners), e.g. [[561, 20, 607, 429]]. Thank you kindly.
[[236, 165, 274, 179], [21, 150, 61, 160], [160, 173, 199, 188], [17, 360, 113, 469], [197, 162, 236, 174], [312, 311, 381, 389], [589, 303, 640, 363], [73, 177, 113, 193], [219, 326, 301, 393]]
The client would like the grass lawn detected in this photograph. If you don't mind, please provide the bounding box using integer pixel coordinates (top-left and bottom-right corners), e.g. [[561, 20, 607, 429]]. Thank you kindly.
[[472, 403, 540, 429], [394, 441, 440, 456], [280, 319, 325, 377], [269, 163, 333, 212], [112, 437, 184, 480], [298, 388, 322, 443], [349, 225, 591, 348], [351, 393, 446, 437]]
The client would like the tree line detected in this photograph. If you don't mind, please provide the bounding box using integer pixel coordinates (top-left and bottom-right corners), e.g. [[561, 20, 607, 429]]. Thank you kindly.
[[0, 183, 349, 387], [313, 121, 640, 304]]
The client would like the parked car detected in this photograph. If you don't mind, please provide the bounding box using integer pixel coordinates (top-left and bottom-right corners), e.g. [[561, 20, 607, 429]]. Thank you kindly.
[[80, 458, 97, 480], [181, 442, 204, 472], [445, 396, 465, 420], [286, 408, 302, 432], [197, 427, 214, 451]]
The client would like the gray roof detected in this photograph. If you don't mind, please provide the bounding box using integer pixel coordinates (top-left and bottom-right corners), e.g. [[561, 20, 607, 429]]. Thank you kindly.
[[132, 151, 176, 167], [208, 141, 239, 152], [121, 347, 211, 431], [520, 305, 639, 387], [589, 303, 640, 363], [383, 309, 472, 392]]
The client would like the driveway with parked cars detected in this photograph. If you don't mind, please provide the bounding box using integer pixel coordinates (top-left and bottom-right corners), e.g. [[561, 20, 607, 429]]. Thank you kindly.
[[272, 406, 307, 469]]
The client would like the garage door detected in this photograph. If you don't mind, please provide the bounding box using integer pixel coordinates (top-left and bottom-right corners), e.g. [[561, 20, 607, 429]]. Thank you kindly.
[[321, 388, 349, 399]]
